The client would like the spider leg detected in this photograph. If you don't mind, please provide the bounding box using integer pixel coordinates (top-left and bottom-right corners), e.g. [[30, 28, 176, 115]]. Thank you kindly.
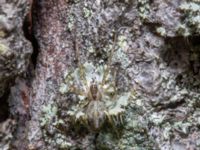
[[102, 31, 117, 85], [107, 31, 117, 68], [101, 67, 118, 101], [111, 68, 117, 96], [70, 84, 84, 95], [105, 111, 120, 138], [79, 65, 88, 86], [118, 113, 124, 125], [73, 26, 89, 87], [73, 24, 81, 67]]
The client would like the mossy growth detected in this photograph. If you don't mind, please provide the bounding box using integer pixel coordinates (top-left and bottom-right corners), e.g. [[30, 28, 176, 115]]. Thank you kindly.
[[177, 2, 200, 36]]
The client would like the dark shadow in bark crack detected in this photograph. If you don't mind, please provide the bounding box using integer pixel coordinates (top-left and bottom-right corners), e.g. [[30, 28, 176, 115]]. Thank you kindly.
[[161, 36, 200, 92], [23, 7, 39, 69], [0, 91, 10, 122]]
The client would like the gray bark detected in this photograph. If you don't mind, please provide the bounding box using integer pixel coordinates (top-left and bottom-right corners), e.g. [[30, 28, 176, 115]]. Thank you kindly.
[[0, 0, 200, 150]]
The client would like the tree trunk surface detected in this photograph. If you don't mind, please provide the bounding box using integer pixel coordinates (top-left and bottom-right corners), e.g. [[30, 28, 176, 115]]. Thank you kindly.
[[0, 0, 200, 150]]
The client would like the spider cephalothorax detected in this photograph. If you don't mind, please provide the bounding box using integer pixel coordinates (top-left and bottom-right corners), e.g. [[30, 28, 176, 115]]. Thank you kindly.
[[88, 82, 102, 101], [60, 62, 131, 131]]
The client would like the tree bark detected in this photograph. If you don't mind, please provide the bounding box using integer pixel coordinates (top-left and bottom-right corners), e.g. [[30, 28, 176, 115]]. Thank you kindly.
[[1, 0, 200, 150]]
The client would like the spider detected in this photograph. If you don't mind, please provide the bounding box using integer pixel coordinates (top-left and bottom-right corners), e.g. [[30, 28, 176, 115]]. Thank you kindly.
[[59, 32, 131, 131]]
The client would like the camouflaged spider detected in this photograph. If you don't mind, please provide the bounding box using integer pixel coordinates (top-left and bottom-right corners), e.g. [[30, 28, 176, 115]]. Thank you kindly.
[[60, 33, 131, 131]]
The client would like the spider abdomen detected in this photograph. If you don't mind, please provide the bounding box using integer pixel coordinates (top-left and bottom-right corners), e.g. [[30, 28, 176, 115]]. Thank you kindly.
[[86, 101, 106, 130]]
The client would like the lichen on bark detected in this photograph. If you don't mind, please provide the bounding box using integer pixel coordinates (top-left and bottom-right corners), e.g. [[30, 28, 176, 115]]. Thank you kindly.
[[0, 0, 32, 149], [29, 0, 200, 149], [0, 0, 32, 97], [1, 0, 200, 149]]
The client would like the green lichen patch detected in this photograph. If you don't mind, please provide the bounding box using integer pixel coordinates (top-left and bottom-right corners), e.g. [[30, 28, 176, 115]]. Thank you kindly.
[[40, 103, 73, 149], [177, 2, 200, 36], [111, 35, 131, 68], [111, 48, 130, 68], [83, 7, 92, 18], [40, 103, 60, 127], [0, 42, 9, 55], [67, 15, 75, 31], [0, 30, 6, 38], [137, 0, 150, 21]]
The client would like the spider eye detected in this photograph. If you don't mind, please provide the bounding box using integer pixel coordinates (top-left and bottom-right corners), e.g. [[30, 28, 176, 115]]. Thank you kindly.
[[109, 92, 114, 97]]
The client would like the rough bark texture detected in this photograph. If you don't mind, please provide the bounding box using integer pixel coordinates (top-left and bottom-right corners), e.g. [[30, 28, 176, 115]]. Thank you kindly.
[[0, 0, 32, 149], [0, 0, 200, 150]]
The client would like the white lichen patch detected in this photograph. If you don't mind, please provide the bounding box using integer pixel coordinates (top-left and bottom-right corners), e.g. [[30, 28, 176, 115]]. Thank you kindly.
[[40, 103, 72, 149], [111, 35, 131, 68], [60, 62, 131, 130], [156, 27, 166, 37], [138, 0, 150, 21], [40, 103, 59, 127], [177, 2, 200, 36]]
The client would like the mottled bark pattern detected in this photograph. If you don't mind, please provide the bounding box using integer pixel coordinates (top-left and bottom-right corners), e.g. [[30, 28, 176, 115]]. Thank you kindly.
[[0, 0, 200, 150]]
